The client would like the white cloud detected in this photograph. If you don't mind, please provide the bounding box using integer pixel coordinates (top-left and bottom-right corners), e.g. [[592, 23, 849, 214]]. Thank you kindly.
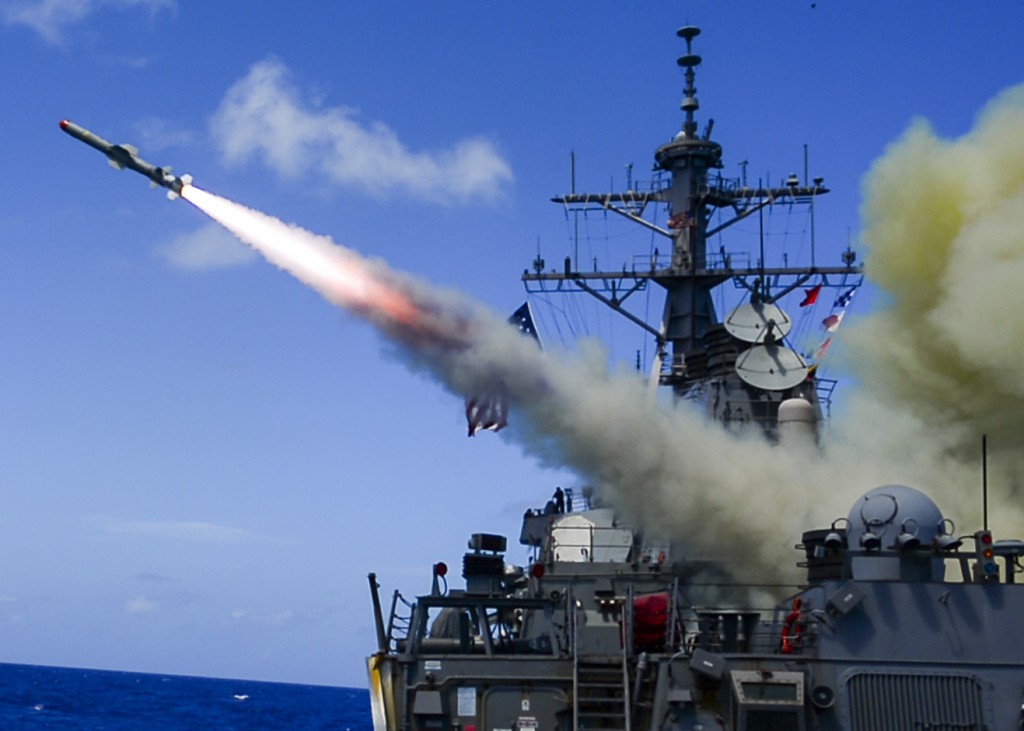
[[126, 595, 158, 614], [2, 0, 175, 45], [99, 517, 259, 544], [229, 608, 295, 627], [210, 59, 514, 204], [158, 221, 257, 271]]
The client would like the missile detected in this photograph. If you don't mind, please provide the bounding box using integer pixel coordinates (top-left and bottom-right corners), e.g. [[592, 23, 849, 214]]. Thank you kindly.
[[59, 119, 193, 200]]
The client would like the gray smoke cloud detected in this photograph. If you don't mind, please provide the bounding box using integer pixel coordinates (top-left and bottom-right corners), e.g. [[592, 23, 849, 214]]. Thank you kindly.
[[179, 83, 1024, 587], [180, 185, 855, 586]]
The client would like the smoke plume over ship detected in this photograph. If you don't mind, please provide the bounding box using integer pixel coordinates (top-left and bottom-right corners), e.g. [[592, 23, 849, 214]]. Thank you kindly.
[[182, 82, 1024, 582], [180, 74, 1024, 580], [179, 184, 827, 583]]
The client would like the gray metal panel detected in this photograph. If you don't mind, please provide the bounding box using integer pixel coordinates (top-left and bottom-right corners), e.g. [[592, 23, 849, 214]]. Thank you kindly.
[[845, 672, 988, 731], [688, 648, 726, 680], [825, 581, 865, 616], [413, 690, 444, 715]]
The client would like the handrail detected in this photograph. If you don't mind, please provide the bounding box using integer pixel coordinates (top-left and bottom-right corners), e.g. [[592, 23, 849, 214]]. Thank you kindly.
[[570, 585, 579, 731], [667, 577, 679, 651], [622, 585, 634, 731], [384, 590, 404, 651]]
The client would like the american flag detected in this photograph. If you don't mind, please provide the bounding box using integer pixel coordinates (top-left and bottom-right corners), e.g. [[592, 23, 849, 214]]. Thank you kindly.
[[465, 397, 508, 436], [466, 302, 539, 436], [508, 302, 539, 341]]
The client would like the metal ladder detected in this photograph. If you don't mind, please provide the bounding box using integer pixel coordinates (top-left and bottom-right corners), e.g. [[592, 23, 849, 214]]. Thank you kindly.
[[574, 659, 630, 731], [571, 589, 632, 731]]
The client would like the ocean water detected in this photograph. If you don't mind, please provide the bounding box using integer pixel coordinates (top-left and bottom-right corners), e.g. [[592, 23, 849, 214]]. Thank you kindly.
[[0, 663, 373, 730]]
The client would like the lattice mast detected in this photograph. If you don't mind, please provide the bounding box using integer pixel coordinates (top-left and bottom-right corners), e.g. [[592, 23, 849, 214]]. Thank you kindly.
[[524, 27, 860, 431]]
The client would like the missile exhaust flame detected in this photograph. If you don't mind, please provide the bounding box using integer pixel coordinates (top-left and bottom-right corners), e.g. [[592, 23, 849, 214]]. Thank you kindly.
[[179, 185, 473, 352]]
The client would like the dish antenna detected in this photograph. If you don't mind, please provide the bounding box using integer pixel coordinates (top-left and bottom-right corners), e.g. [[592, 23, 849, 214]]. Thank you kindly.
[[723, 302, 792, 344], [735, 344, 809, 391]]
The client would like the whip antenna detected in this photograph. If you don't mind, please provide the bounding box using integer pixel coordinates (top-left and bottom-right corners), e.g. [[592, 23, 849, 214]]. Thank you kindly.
[[982, 434, 989, 531]]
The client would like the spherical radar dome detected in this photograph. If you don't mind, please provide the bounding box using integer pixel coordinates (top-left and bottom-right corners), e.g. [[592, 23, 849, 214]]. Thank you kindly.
[[846, 485, 945, 551]]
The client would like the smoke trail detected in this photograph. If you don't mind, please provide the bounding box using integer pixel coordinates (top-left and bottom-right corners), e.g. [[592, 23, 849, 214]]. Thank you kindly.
[[180, 185, 865, 584]]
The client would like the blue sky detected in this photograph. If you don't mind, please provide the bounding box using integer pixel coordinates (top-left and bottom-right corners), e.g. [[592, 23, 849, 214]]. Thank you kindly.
[[1, 1, 1023, 687]]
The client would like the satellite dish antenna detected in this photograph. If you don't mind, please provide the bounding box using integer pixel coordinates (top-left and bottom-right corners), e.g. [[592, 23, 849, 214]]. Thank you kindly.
[[735, 344, 809, 391], [724, 302, 793, 344]]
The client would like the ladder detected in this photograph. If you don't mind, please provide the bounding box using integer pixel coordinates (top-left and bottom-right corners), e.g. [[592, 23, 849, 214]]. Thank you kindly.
[[574, 658, 630, 731], [571, 589, 632, 731]]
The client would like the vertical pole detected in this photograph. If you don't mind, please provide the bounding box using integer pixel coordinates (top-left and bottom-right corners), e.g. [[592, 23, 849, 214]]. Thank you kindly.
[[810, 191, 817, 269], [667, 577, 679, 651], [368, 573, 388, 652], [571, 150, 578, 271], [623, 582, 634, 731], [983, 434, 989, 531], [758, 179, 766, 298], [806, 144, 817, 269], [570, 587, 579, 731]]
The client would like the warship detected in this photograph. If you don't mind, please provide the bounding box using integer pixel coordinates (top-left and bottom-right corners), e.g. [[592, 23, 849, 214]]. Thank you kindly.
[[366, 26, 1024, 731]]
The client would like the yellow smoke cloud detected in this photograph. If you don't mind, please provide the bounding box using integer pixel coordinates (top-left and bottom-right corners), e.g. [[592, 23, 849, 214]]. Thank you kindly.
[[849, 82, 1024, 511]]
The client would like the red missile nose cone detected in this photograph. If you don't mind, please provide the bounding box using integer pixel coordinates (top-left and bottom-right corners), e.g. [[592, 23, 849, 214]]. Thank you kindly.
[[59, 120, 69, 130]]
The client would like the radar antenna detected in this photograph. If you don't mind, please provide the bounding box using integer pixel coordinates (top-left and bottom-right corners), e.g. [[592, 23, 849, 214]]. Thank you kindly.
[[676, 25, 702, 138]]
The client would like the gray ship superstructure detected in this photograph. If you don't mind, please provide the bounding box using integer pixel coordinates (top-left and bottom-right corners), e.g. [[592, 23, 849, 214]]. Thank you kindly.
[[366, 26, 1024, 731], [369, 485, 1024, 730]]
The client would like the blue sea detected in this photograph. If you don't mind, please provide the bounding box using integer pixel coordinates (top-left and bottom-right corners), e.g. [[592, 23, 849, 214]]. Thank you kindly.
[[0, 663, 373, 729]]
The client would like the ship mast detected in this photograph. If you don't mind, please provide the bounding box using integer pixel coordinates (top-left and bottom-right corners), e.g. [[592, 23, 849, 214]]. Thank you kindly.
[[651, 24, 723, 377], [524, 26, 861, 433]]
